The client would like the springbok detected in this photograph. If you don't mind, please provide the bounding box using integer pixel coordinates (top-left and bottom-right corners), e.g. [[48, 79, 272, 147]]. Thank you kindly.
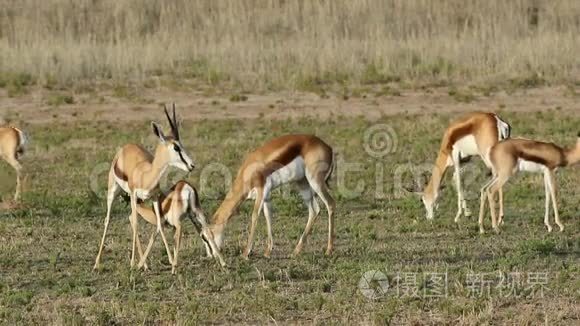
[[420, 112, 511, 221], [0, 126, 26, 201], [94, 104, 196, 271], [136, 180, 226, 273], [208, 134, 335, 259], [478, 134, 580, 233]]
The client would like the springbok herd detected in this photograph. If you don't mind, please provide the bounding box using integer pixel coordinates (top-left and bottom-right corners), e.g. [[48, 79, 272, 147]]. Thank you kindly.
[[1, 107, 578, 274]]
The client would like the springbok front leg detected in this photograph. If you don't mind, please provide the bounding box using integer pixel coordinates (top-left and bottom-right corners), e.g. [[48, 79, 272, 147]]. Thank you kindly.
[[172, 223, 182, 274], [498, 187, 504, 225], [189, 207, 227, 267], [262, 200, 274, 258], [242, 188, 264, 259], [153, 200, 175, 266], [452, 151, 465, 223], [138, 200, 175, 269], [129, 193, 140, 268]]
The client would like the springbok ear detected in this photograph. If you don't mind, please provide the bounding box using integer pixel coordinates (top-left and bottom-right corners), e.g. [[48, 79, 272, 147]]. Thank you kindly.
[[151, 122, 166, 143]]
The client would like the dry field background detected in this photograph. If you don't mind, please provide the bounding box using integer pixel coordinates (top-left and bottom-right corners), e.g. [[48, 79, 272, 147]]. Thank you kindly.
[[1, 0, 580, 92]]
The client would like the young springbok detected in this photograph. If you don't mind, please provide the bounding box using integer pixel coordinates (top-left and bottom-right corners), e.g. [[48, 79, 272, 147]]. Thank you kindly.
[[478, 133, 580, 233], [136, 180, 226, 273], [208, 134, 335, 259], [420, 112, 511, 221], [94, 104, 196, 271], [0, 126, 27, 201]]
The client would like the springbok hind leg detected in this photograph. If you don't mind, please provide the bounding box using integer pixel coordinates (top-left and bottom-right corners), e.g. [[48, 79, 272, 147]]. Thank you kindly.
[[293, 182, 321, 257], [307, 175, 335, 255], [546, 170, 564, 232], [4, 155, 22, 202], [94, 170, 119, 270], [488, 176, 508, 234], [543, 171, 552, 232], [478, 176, 497, 234]]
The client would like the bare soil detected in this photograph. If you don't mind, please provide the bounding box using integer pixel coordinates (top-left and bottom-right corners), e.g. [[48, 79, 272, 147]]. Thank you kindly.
[[0, 86, 578, 125]]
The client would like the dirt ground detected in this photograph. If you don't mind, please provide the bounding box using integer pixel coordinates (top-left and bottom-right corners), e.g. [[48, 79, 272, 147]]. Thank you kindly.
[[0, 86, 578, 125]]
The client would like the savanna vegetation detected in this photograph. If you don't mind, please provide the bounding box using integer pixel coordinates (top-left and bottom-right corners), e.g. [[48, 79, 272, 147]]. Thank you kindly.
[[0, 112, 578, 324]]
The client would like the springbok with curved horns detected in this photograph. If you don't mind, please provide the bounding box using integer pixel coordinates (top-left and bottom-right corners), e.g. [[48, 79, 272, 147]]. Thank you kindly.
[[208, 134, 335, 259], [420, 112, 511, 221], [93, 104, 196, 271], [478, 134, 580, 233], [0, 126, 27, 201]]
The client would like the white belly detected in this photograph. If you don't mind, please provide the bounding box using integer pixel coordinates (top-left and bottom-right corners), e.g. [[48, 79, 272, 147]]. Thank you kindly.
[[267, 156, 306, 189], [453, 135, 479, 157], [517, 159, 546, 173], [135, 188, 152, 199], [113, 176, 153, 200], [247, 156, 306, 200]]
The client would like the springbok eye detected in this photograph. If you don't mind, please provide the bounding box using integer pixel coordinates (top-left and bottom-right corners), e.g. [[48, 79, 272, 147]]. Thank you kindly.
[[173, 144, 181, 152]]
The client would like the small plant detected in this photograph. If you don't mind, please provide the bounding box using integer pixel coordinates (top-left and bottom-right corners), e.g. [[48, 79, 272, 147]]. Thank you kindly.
[[375, 85, 402, 97], [361, 63, 400, 85], [47, 93, 75, 106], [518, 239, 557, 255], [448, 87, 475, 103], [1, 72, 34, 97], [508, 73, 546, 90], [229, 94, 248, 102]]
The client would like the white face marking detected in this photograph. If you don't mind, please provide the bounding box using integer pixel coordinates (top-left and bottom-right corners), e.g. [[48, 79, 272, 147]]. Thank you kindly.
[[517, 159, 547, 173], [453, 135, 479, 157]]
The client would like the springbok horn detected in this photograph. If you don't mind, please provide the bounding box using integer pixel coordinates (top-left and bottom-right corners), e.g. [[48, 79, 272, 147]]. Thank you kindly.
[[172, 103, 180, 140], [164, 104, 178, 140]]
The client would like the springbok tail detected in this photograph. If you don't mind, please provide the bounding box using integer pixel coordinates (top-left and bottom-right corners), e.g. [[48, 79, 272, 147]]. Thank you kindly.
[[494, 115, 511, 140], [325, 153, 335, 187]]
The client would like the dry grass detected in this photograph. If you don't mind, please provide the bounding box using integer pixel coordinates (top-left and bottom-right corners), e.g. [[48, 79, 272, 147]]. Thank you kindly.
[[1, 0, 580, 91]]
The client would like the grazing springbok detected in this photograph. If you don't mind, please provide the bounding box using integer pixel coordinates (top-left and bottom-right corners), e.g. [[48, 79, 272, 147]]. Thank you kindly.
[[208, 134, 335, 259], [94, 104, 196, 271], [136, 180, 226, 273], [420, 112, 511, 221], [0, 126, 27, 201], [478, 134, 580, 233]]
